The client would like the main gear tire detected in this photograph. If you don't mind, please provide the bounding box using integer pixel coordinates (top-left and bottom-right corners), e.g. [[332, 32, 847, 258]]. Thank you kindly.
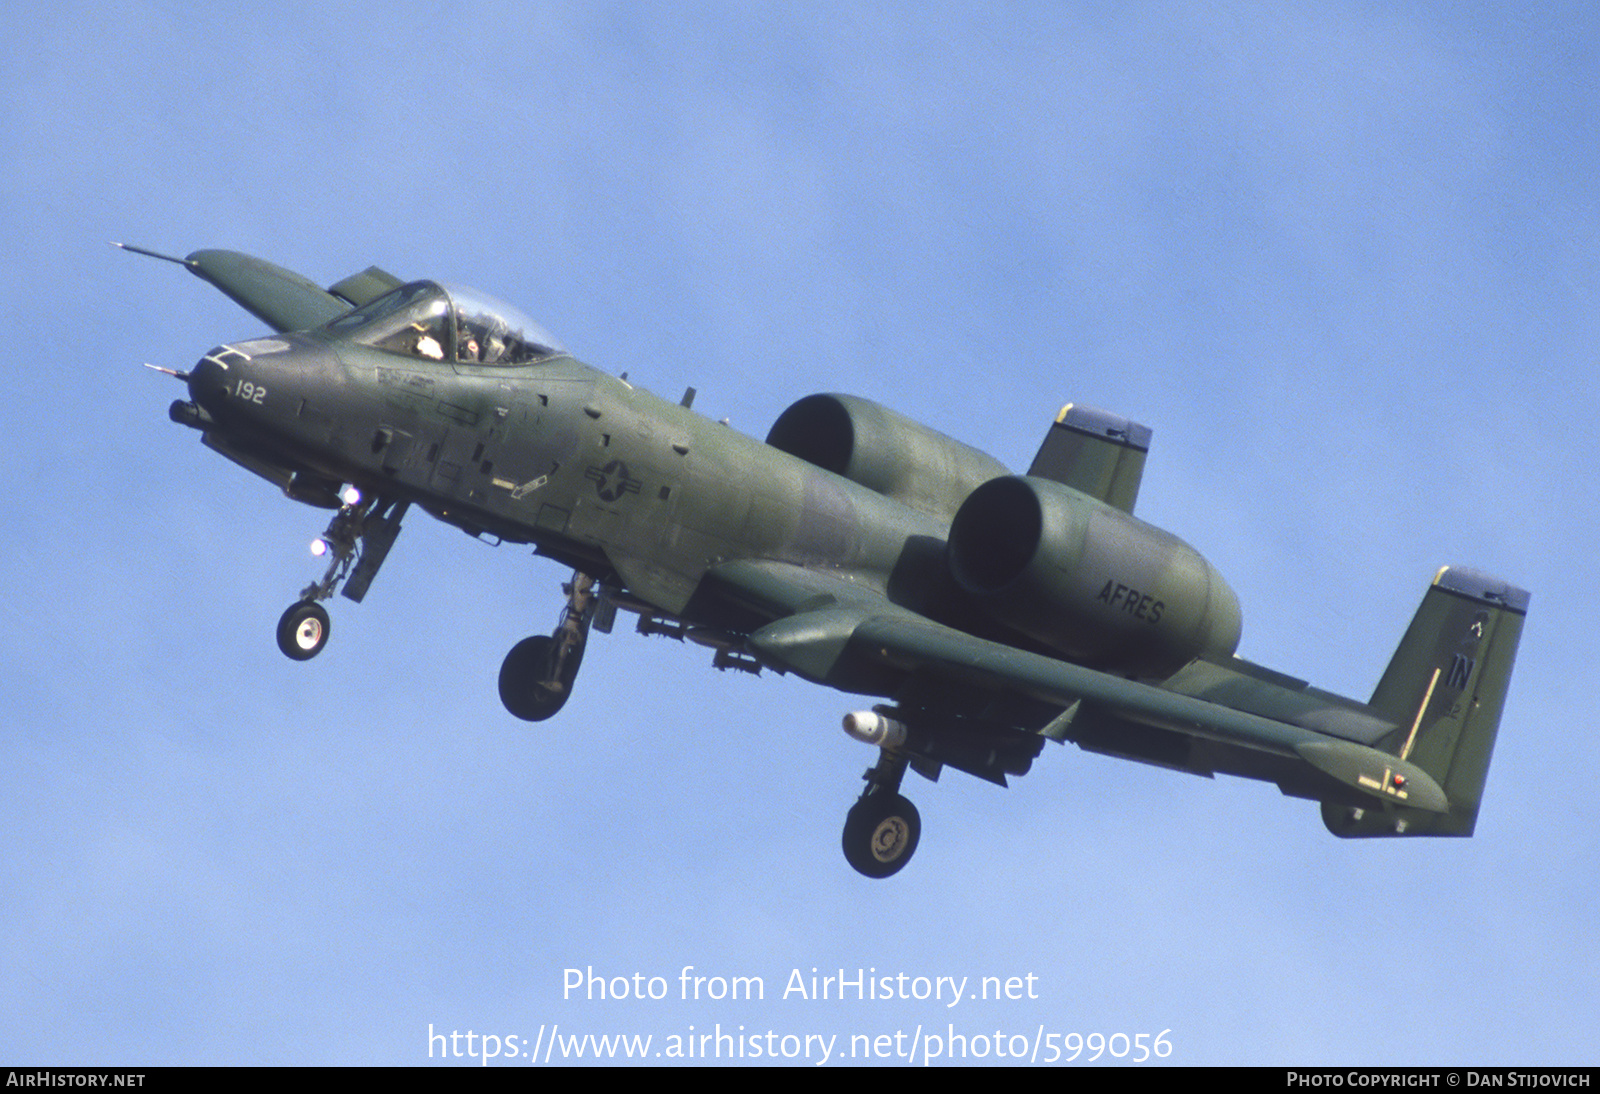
[[841, 792, 921, 878], [499, 635, 582, 721]]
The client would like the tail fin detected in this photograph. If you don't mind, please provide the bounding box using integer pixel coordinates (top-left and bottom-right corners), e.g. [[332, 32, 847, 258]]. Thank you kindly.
[[1026, 404, 1151, 513], [1322, 566, 1529, 838]]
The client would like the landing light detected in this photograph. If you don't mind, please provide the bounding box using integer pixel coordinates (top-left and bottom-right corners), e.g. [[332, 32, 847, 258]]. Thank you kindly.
[[341, 486, 362, 507], [311, 538, 329, 558]]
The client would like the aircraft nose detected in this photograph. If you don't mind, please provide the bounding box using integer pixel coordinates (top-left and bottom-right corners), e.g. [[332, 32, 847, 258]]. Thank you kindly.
[[187, 347, 235, 415], [188, 339, 290, 420], [183, 334, 336, 434]]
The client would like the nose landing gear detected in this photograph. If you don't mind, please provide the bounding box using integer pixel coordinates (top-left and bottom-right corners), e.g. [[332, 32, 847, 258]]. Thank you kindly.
[[277, 600, 331, 660], [274, 493, 407, 660]]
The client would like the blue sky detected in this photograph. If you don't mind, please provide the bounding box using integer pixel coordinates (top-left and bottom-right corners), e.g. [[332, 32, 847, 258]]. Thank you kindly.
[[2, 1, 1594, 1066]]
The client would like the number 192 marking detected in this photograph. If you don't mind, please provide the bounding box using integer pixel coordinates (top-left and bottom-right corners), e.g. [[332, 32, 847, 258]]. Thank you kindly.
[[234, 380, 266, 404]]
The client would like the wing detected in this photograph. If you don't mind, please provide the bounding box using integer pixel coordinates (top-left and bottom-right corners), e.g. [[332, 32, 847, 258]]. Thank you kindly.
[[728, 560, 1526, 831], [120, 244, 403, 332]]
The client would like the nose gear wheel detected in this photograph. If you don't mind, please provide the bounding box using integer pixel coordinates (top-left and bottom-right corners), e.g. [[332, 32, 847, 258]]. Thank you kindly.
[[273, 495, 407, 660], [277, 601, 330, 660]]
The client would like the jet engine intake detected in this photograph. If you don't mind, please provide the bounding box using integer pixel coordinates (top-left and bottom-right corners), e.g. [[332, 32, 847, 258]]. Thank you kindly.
[[947, 476, 1241, 676]]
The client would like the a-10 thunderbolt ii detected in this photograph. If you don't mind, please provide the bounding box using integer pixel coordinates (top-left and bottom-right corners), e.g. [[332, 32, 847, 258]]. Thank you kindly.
[[128, 244, 1528, 878]]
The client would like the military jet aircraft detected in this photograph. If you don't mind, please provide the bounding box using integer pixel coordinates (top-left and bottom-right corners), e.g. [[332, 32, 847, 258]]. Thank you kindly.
[[129, 244, 1528, 878]]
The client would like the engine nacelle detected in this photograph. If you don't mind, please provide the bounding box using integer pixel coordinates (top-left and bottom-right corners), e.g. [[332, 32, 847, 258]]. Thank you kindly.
[[767, 393, 1007, 519], [948, 476, 1241, 676]]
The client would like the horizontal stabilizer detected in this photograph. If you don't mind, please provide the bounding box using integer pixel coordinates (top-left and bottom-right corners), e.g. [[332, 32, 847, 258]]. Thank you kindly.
[[1296, 739, 1447, 813]]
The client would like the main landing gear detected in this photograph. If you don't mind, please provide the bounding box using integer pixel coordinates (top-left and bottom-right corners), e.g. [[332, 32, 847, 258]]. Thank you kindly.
[[842, 750, 921, 879], [275, 492, 407, 660], [498, 570, 600, 721]]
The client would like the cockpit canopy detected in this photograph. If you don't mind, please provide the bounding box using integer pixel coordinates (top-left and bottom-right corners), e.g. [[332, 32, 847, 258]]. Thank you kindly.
[[325, 280, 566, 364]]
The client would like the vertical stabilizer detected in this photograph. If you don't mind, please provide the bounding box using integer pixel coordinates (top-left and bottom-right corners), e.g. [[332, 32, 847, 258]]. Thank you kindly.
[[1026, 404, 1150, 513], [1323, 566, 1528, 837]]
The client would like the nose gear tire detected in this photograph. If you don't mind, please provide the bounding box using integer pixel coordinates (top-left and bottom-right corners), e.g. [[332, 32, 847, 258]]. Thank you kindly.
[[277, 601, 330, 661]]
